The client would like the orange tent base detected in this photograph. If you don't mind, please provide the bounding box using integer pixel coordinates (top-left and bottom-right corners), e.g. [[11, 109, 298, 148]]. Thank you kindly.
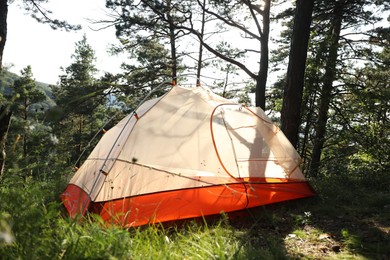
[[62, 181, 315, 227]]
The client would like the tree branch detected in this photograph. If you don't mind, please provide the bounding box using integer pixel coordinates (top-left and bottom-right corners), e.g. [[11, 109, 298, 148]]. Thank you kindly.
[[196, 0, 261, 41], [29, 0, 81, 31], [175, 24, 257, 79]]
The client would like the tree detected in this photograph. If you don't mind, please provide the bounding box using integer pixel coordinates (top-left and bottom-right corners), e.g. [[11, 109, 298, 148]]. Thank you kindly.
[[11, 66, 46, 158], [106, 0, 190, 85], [0, 0, 7, 71], [307, 0, 389, 176], [320, 21, 390, 176], [280, 0, 315, 148], [1, 66, 48, 178], [0, 0, 80, 177], [0, 101, 11, 179], [51, 36, 107, 166], [117, 38, 174, 101], [0, 0, 9, 177], [196, 0, 207, 86], [268, 0, 389, 175], [179, 0, 272, 109], [211, 42, 246, 98], [105, 0, 275, 109]]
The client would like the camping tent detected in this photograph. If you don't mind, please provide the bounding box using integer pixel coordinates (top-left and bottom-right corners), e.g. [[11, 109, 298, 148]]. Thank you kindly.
[[61, 85, 315, 227]]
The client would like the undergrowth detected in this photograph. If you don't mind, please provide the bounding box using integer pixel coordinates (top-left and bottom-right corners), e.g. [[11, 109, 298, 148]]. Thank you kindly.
[[0, 171, 389, 259]]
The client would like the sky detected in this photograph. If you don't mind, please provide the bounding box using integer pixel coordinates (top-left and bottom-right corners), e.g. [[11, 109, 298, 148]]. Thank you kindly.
[[4, 0, 124, 85]]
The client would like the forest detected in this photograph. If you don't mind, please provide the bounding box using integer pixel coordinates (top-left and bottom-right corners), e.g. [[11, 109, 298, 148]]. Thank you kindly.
[[0, 0, 389, 259]]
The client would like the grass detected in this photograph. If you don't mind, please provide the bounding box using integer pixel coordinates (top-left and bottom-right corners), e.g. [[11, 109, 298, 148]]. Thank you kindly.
[[0, 172, 389, 259]]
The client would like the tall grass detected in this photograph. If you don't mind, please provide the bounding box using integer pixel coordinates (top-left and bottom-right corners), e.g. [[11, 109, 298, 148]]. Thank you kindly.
[[1, 171, 389, 259], [0, 174, 283, 259]]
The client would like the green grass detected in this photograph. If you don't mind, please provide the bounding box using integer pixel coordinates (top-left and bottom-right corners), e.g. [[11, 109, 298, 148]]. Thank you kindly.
[[1, 172, 389, 259]]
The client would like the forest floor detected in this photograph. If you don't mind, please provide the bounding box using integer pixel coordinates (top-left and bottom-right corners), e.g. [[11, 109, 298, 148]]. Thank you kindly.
[[225, 173, 390, 259]]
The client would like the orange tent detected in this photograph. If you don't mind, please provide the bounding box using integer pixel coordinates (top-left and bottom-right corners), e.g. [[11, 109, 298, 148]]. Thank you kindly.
[[61, 86, 315, 227]]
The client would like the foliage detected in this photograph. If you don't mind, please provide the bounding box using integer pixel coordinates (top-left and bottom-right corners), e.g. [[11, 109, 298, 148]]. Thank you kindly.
[[115, 37, 174, 101], [315, 18, 390, 177], [269, 0, 390, 177], [53, 35, 100, 116], [51, 35, 118, 166], [104, 0, 283, 106], [106, 0, 188, 89], [3, 66, 53, 178], [0, 70, 55, 107], [18, 0, 81, 31]]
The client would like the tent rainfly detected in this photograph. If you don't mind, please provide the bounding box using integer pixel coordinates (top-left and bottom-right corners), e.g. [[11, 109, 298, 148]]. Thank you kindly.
[[61, 86, 315, 227]]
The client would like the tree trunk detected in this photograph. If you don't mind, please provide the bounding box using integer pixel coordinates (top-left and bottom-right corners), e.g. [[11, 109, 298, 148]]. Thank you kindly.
[[0, 0, 7, 71], [196, 0, 206, 86], [255, 0, 270, 110], [0, 105, 12, 179], [23, 98, 28, 158], [167, 0, 177, 85], [280, 0, 314, 148], [0, 0, 9, 174], [75, 115, 83, 168], [309, 1, 344, 177]]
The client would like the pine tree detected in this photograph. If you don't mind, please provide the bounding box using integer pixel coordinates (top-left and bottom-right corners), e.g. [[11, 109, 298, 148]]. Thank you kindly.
[[11, 66, 46, 157], [308, 0, 389, 176], [0, 98, 11, 178], [51, 35, 107, 167], [322, 22, 390, 176], [2, 66, 50, 178], [106, 0, 189, 85]]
